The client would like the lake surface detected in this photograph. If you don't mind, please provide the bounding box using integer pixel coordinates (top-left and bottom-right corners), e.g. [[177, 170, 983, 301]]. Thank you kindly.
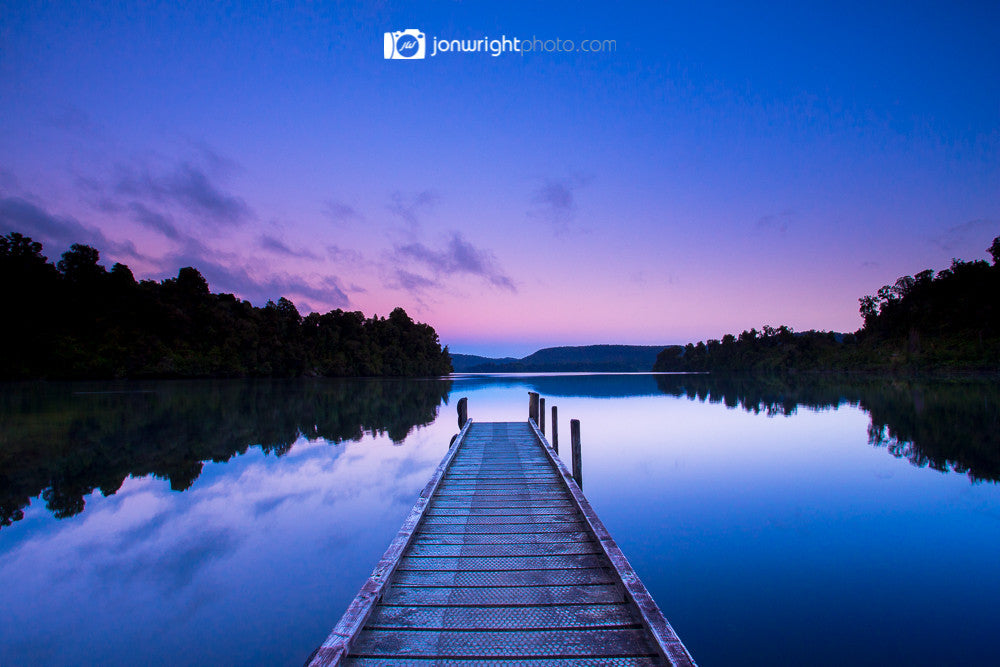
[[1, 374, 998, 666]]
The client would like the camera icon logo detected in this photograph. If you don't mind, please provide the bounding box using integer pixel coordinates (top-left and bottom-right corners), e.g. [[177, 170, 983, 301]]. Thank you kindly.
[[384, 29, 426, 59]]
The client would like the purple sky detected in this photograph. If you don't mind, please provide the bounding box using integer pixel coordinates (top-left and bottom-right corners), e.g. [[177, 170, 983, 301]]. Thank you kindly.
[[1, 1, 998, 356]]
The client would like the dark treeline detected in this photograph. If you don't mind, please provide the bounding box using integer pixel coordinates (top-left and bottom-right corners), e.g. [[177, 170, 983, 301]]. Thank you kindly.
[[0, 378, 452, 528], [654, 373, 1000, 484], [654, 236, 1000, 373], [0, 233, 452, 379]]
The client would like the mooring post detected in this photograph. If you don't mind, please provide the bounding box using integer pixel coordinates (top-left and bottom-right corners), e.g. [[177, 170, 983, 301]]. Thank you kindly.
[[571, 419, 582, 488], [539, 397, 546, 433], [528, 392, 539, 425], [457, 397, 468, 429], [551, 405, 558, 452]]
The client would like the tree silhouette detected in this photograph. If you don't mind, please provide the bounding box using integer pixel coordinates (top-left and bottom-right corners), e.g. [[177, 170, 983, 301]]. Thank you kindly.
[[0, 233, 452, 380], [57, 243, 106, 284]]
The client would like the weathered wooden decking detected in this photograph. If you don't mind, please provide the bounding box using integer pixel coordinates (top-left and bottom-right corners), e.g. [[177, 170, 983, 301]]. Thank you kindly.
[[308, 419, 696, 666]]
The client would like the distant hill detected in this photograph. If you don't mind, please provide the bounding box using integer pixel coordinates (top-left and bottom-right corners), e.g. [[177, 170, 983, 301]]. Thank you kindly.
[[451, 345, 675, 372], [450, 354, 520, 371]]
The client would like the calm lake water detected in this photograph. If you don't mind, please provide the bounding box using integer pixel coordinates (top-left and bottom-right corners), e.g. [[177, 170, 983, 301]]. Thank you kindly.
[[1, 374, 998, 666]]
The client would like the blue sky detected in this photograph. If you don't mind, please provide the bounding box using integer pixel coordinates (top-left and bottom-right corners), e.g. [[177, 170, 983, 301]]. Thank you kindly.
[[1, 1, 998, 356]]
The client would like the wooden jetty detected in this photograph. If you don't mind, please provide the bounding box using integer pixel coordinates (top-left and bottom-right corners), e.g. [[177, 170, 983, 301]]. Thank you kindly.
[[308, 398, 696, 666]]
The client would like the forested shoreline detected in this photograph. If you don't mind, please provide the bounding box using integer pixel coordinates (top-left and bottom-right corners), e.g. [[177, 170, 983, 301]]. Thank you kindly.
[[0, 233, 452, 379], [655, 236, 1000, 373]]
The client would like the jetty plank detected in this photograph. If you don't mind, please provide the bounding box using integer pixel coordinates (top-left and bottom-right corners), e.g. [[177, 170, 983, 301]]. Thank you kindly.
[[308, 420, 696, 666]]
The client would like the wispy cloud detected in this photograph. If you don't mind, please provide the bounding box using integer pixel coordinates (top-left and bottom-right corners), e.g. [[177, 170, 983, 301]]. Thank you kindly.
[[932, 219, 998, 253], [258, 234, 321, 260], [0, 196, 143, 260], [0, 168, 20, 194], [392, 269, 439, 293], [189, 140, 241, 178], [116, 162, 251, 226], [392, 232, 516, 293], [164, 238, 349, 310], [755, 209, 794, 233], [2, 196, 351, 313], [129, 202, 181, 240], [151, 526, 241, 589], [326, 244, 364, 263], [5, 147, 354, 315], [45, 104, 101, 137], [528, 174, 591, 233], [323, 199, 364, 225], [388, 190, 439, 229]]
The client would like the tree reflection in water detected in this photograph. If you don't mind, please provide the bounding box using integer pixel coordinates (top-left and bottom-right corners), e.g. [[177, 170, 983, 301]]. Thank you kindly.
[[5, 373, 996, 530], [0, 378, 451, 528], [655, 374, 1000, 483]]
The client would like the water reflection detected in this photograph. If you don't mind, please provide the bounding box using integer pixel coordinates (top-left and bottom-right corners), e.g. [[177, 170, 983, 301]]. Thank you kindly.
[[453, 372, 668, 398], [653, 373, 1000, 483], [1, 374, 997, 666], [0, 378, 451, 528]]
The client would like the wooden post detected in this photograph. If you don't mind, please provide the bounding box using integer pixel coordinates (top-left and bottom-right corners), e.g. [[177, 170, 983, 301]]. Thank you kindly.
[[457, 397, 468, 429], [528, 392, 539, 425], [551, 406, 558, 453], [539, 398, 546, 434], [570, 419, 582, 489]]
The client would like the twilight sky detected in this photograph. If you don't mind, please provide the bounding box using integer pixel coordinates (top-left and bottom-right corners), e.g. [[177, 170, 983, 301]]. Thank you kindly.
[[1, 1, 998, 357]]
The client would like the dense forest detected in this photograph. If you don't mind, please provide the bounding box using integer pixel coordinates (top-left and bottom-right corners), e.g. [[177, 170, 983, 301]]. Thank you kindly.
[[0, 232, 452, 379], [655, 236, 1000, 373]]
